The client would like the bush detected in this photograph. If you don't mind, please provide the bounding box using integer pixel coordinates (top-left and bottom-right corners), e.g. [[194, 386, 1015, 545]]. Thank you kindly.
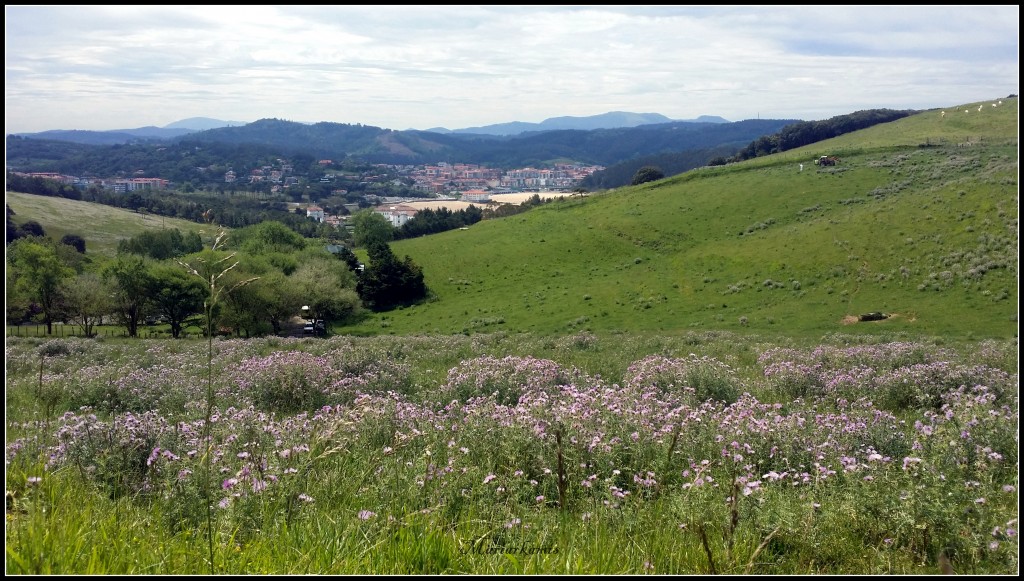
[[630, 165, 665, 186], [434, 355, 577, 406], [623, 354, 741, 404]]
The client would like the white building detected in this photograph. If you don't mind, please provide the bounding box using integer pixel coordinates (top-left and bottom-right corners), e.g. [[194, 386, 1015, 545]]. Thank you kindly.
[[376, 204, 418, 227], [307, 205, 325, 222]]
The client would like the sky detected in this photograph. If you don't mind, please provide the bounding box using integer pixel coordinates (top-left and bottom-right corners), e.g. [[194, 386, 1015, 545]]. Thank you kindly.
[[4, 5, 1019, 134]]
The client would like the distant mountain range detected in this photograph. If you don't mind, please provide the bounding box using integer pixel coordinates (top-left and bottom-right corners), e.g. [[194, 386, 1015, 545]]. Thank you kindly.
[[162, 117, 248, 131], [8, 112, 730, 146], [8, 117, 248, 145], [424, 111, 729, 136], [6, 114, 798, 180], [6, 104, 926, 196]]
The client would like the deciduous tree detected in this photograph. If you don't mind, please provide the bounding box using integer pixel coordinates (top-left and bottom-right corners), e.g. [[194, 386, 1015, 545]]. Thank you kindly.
[[356, 241, 428, 311], [351, 209, 394, 248], [104, 255, 153, 338], [6, 237, 73, 334], [60, 233, 87, 254], [291, 256, 362, 329], [146, 263, 207, 338], [62, 272, 115, 337], [631, 165, 665, 186]]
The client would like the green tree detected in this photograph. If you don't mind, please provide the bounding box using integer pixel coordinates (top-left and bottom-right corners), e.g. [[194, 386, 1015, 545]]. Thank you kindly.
[[6, 204, 20, 244], [146, 263, 207, 338], [183, 230, 204, 254], [213, 282, 269, 338], [209, 252, 299, 336], [255, 271, 304, 335], [331, 244, 362, 273], [215, 257, 287, 338], [262, 251, 300, 276], [118, 228, 203, 260], [6, 265, 35, 325], [351, 209, 394, 248], [631, 165, 665, 186], [6, 237, 74, 334], [104, 255, 154, 338], [61, 272, 115, 337], [230, 220, 307, 255], [356, 241, 428, 311], [177, 243, 260, 338], [291, 256, 362, 328], [17, 220, 46, 239], [59, 233, 87, 254]]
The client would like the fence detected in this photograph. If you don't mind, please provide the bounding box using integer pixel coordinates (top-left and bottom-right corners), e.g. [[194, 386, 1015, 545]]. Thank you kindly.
[[5, 325, 204, 340]]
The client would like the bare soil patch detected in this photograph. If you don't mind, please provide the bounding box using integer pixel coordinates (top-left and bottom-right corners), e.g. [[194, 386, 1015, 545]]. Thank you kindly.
[[841, 312, 905, 325]]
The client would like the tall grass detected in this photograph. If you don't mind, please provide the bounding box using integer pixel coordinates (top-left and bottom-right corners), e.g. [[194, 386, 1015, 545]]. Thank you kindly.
[[5, 331, 1018, 574], [177, 230, 258, 573]]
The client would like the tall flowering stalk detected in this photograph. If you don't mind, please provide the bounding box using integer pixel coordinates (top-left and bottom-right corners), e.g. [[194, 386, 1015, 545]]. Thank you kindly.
[[178, 230, 258, 574]]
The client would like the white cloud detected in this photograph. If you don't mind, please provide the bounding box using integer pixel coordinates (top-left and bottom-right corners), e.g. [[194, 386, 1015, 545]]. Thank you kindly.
[[4, 5, 1018, 133]]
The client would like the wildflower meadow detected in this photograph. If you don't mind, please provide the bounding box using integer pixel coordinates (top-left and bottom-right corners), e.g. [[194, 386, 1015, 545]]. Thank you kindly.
[[5, 331, 1018, 574]]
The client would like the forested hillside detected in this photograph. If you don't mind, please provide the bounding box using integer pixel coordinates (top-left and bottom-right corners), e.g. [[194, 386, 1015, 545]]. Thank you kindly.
[[6, 118, 799, 177]]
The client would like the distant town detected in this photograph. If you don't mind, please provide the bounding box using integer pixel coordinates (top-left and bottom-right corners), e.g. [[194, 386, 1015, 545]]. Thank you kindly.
[[13, 159, 605, 229]]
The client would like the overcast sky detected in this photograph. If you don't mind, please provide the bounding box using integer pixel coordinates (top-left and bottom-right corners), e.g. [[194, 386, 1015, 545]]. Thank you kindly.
[[4, 5, 1019, 134]]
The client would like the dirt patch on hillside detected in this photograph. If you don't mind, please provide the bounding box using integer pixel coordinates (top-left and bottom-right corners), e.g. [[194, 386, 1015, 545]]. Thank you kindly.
[[841, 313, 907, 325]]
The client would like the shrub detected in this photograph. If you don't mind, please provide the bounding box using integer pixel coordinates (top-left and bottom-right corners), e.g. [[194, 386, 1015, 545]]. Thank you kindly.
[[434, 355, 576, 406], [623, 354, 741, 404]]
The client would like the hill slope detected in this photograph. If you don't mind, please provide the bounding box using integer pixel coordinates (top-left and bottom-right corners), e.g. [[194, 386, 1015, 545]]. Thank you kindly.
[[6, 191, 216, 257], [346, 98, 1018, 340]]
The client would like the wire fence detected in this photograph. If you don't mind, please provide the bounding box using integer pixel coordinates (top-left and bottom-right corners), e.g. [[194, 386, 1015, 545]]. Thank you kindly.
[[5, 325, 205, 340]]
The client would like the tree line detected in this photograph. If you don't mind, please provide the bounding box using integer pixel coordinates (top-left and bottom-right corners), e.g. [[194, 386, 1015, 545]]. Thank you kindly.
[[730, 109, 915, 162], [6, 171, 342, 240], [581, 109, 917, 189], [7, 117, 800, 177], [6, 217, 429, 339]]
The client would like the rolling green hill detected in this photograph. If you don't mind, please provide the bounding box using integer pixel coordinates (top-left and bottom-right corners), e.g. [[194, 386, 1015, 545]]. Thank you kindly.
[[346, 97, 1018, 340], [6, 191, 218, 257]]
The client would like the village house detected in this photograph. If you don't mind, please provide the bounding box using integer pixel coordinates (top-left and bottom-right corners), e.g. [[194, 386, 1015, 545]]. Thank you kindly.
[[460, 189, 491, 203], [306, 205, 325, 222], [376, 204, 418, 227]]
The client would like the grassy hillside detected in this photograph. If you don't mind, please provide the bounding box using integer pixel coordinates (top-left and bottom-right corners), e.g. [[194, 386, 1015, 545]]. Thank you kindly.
[[347, 97, 1018, 340], [6, 191, 217, 256]]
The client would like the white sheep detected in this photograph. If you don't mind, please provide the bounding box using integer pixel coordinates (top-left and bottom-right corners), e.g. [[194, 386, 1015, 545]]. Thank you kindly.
[[941, 111, 946, 117], [978, 105, 983, 112]]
